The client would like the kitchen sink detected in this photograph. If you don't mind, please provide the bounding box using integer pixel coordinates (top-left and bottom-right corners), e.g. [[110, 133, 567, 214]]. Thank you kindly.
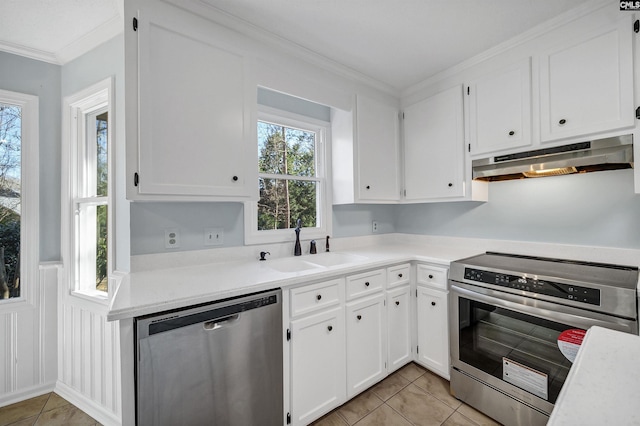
[[266, 258, 322, 273], [305, 252, 368, 268]]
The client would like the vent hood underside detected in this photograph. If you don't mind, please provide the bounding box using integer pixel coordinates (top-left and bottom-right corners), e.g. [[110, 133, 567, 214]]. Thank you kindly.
[[472, 134, 634, 182]]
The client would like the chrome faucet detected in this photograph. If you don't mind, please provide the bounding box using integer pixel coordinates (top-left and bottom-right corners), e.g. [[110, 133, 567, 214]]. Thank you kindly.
[[294, 219, 302, 256]]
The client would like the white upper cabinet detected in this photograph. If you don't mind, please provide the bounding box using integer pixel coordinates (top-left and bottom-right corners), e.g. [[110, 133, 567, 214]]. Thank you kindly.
[[403, 85, 466, 202], [539, 15, 634, 143], [467, 58, 532, 156], [125, 0, 257, 200], [332, 95, 400, 204]]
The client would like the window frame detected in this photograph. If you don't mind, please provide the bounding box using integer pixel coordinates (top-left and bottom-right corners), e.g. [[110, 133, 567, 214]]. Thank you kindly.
[[0, 89, 39, 309], [244, 106, 332, 245], [62, 78, 114, 302]]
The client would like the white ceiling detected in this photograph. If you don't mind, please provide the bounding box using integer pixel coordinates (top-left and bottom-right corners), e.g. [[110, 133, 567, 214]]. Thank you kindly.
[[0, 0, 595, 91]]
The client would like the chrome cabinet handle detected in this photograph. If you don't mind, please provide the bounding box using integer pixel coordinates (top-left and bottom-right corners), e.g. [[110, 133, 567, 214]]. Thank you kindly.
[[203, 314, 239, 331]]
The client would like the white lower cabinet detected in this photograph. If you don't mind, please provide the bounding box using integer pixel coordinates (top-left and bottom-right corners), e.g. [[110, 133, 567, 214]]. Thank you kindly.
[[346, 293, 387, 398], [386, 285, 411, 372], [290, 306, 346, 426], [416, 285, 450, 379]]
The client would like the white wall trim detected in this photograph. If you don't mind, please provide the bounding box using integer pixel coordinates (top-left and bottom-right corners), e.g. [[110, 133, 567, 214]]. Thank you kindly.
[[401, 0, 611, 98], [55, 381, 121, 426]]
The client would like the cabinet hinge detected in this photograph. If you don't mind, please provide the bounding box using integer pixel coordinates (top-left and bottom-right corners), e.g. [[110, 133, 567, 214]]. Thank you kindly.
[[286, 328, 291, 341], [468, 143, 471, 153], [133, 17, 138, 31], [385, 362, 387, 369], [467, 86, 470, 95], [287, 412, 291, 425], [416, 289, 418, 297], [417, 345, 419, 354], [134, 172, 139, 187], [634, 19, 639, 33], [383, 299, 386, 306], [636, 106, 640, 120]]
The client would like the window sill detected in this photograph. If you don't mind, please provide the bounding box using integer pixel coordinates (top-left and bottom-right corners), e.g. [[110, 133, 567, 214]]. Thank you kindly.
[[71, 289, 109, 305]]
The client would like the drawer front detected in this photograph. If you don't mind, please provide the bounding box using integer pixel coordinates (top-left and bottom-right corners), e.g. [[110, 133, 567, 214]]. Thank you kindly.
[[346, 269, 385, 300], [290, 278, 343, 318], [416, 264, 448, 290], [387, 263, 410, 288]]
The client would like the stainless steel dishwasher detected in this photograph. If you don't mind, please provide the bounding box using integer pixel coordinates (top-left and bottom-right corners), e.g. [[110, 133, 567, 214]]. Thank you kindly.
[[135, 289, 283, 426]]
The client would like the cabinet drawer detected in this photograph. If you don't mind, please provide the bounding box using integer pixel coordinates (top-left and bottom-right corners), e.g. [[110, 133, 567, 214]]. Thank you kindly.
[[290, 279, 343, 318], [346, 269, 385, 300], [387, 264, 410, 288], [416, 264, 448, 290]]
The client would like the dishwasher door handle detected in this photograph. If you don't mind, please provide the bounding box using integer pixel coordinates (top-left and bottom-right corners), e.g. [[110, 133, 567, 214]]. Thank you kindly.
[[203, 314, 240, 331]]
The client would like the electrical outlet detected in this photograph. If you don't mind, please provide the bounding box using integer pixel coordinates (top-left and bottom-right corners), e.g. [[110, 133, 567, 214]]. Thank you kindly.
[[165, 229, 180, 249], [372, 221, 379, 233], [204, 228, 224, 246]]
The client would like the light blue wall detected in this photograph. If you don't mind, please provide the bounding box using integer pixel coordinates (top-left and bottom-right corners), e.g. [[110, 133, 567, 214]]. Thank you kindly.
[[61, 35, 130, 270], [0, 52, 61, 261], [396, 169, 640, 249]]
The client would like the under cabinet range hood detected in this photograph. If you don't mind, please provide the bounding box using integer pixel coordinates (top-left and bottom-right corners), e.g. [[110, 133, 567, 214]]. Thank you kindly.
[[472, 134, 633, 181]]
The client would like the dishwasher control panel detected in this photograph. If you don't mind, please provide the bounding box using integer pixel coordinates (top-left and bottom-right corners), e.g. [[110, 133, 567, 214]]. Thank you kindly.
[[464, 268, 601, 306]]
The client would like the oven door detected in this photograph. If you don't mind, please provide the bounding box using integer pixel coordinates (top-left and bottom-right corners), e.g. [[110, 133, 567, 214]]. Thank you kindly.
[[450, 282, 637, 416]]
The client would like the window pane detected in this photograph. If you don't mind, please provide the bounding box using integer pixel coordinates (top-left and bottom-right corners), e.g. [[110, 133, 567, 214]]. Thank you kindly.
[[96, 204, 108, 292], [0, 104, 21, 300], [258, 121, 316, 176], [258, 178, 318, 230], [96, 112, 108, 197]]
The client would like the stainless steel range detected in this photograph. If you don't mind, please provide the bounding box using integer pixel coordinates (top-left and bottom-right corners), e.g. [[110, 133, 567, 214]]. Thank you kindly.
[[449, 252, 638, 426]]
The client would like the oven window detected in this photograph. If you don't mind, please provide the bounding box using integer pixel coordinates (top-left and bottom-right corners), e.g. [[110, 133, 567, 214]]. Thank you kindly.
[[458, 297, 583, 404]]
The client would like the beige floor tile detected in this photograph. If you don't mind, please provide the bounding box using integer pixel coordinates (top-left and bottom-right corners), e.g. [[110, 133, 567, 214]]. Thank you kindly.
[[33, 404, 96, 426], [387, 384, 455, 426], [355, 404, 413, 426], [0, 394, 50, 426], [395, 362, 426, 382], [42, 394, 70, 414], [442, 411, 479, 426], [370, 372, 411, 401], [455, 404, 502, 426], [311, 412, 349, 426], [413, 371, 461, 410], [4, 416, 37, 426], [337, 390, 384, 425]]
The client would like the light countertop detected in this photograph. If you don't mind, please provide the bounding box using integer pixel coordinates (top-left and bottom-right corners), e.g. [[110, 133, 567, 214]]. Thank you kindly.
[[548, 326, 640, 426], [107, 242, 479, 320]]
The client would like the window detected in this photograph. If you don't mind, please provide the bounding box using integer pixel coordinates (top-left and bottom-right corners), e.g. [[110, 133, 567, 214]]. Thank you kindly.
[[245, 107, 331, 245], [0, 89, 38, 304], [63, 79, 113, 298]]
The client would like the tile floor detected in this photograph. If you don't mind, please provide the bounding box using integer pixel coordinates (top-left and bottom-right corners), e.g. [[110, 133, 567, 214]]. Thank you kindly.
[[0, 392, 100, 426], [311, 363, 502, 426]]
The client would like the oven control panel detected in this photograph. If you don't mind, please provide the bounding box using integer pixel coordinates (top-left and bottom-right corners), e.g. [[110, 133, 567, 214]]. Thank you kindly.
[[464, 268, 601, 306]]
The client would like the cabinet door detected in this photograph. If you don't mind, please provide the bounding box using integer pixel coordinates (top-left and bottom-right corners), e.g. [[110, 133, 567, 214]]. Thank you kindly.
[[290, 307, 346, 426], [133, 5, 255, 198], [403, 85, 465, 201], [387, 286, 411, 373], [416, 286, 449, 379], [468, 58, 532, 156], [355, 95, 400, 202], [539, 16, 634, 142], [345, 293, 386, 398]]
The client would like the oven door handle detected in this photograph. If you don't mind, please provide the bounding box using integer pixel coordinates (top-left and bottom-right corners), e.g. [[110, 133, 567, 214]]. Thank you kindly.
[[450, 283, 636, 332]]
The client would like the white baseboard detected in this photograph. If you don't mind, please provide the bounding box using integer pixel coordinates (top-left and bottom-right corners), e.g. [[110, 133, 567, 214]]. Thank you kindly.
[[54, 381, 121, 426], [0, 382, 55, 408]]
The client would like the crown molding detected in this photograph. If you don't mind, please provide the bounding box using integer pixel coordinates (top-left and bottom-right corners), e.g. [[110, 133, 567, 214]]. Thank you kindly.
[[56, 15, 123, 65], [0, 41, 60, 65], [168, 0, 399, 96], [401, 0, 611, 98]]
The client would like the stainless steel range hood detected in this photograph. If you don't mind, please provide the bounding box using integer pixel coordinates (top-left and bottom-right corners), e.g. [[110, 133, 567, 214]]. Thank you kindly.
[[472, 134, 633, 181]]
